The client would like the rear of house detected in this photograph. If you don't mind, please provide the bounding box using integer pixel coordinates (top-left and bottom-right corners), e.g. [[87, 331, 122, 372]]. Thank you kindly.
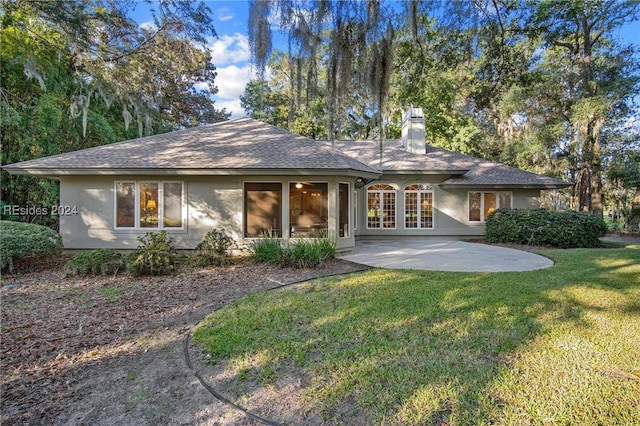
[[4, 108, 569, 252]]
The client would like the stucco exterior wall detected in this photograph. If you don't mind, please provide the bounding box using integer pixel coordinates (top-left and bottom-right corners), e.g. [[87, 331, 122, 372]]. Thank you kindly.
[[59, 175, 356, 251], [59, 172, 542, 251], [353, 174, 542, 238]]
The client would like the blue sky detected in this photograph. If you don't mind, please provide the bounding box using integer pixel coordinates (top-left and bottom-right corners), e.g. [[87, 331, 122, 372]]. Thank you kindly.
[[131, 1, 639, 121], [132, 1, 253, 119]]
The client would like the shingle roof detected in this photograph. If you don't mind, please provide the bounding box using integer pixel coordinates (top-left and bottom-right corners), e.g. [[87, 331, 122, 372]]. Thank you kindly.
[[4, 118, 380, 176], [329, 139, 569, 188], [4, 117, 570, 188], [330, 139, 469, 174]]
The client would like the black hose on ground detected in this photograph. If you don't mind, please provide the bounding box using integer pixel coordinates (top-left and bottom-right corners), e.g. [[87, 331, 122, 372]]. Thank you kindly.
[[184, 332, 283, 426], [183, 263, 372, 425]]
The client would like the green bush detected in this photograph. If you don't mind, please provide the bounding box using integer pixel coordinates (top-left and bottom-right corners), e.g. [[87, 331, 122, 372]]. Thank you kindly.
[[127, 231, 179, 276], [0, 220, 63, 272], [63, 249, 125, 277], [250, 234, 285, 265], [250, 234, 336, 268], [195, 229, 236, 266], [284, 238, 337, 268], [485, 209, 608, 248]]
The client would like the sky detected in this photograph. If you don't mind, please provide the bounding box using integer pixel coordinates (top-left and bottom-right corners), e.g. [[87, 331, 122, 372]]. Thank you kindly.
[[132, 1, 254, 119], [131, 1, 640, 121]]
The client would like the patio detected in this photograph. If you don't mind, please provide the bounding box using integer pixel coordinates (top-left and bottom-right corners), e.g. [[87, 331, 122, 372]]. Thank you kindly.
[[338, 238, 554, 272]]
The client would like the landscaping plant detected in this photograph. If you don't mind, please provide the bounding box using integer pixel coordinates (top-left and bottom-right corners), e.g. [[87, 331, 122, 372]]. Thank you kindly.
[[0, 220, 63, 272], [485, 208, 608, 248], [127, 231, 179, 276], [250, 234, 336, 268], [63, 249, 125, 277], [194, 229, 236, 266]]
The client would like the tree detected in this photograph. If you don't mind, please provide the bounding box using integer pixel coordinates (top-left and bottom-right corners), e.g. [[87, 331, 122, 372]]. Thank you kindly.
[[531, 0, 640, 217], [248, 0, 399, 141], [1, 0, 229, 226]]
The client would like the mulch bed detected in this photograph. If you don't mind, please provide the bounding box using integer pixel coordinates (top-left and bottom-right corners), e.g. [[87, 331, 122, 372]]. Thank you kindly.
[[1, 256, 368, 425]]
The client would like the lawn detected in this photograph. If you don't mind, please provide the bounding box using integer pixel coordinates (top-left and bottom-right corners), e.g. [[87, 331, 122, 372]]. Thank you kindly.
[[193, 245, 640, 425]]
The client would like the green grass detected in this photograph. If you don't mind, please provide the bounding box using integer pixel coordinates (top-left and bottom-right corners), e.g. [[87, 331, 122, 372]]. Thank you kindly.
[[193, 245, 640, 424]]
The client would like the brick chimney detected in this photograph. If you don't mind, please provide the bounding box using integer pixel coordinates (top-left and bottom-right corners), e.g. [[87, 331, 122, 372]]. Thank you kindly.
[[402, 106, 425, 154]]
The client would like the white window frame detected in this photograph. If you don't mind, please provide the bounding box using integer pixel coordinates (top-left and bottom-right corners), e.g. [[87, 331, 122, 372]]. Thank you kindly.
[[404, 184, 435, 229], [338, 182, 351, 238], [114, 181, 185, 230], [468, 191, 512, 223], [366, 183, 398, 229]]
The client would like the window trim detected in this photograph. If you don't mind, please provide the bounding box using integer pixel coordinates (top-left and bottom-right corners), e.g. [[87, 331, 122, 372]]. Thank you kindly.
[[366, 183, 398, 230], [338, 182, 350, 238], [468, 191, 513, 223], [404, 183, 435, 229], [114, 180, 185, 230]]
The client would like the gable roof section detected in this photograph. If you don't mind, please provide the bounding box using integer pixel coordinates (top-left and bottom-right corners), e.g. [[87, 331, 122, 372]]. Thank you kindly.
[[330, 139, 469, 175], [4, 118, 380, 178], [330, 139, 569, 189]]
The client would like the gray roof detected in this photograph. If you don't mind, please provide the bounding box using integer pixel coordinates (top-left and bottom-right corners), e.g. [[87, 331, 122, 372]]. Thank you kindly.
[[4, 117, 569, 188], [4, 118, 379, 177], [329, 139, 569, 188]]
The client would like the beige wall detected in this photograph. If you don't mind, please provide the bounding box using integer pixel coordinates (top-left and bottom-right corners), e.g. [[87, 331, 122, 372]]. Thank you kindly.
[[353, 174, 542, 238], [59, 175, 356, 251], [59, 173, 542, 251]]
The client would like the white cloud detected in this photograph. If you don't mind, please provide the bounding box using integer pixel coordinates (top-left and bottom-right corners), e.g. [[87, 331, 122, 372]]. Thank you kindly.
[[217, 7, 234, 22], [215, 99, 246, 119], [139, 21, 157, 31], [214, 64, 253, 99], [209, 33, 250, 66]]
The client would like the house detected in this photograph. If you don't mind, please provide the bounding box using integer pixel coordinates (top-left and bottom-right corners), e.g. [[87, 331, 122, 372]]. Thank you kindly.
[[3, 107, 569, 252]]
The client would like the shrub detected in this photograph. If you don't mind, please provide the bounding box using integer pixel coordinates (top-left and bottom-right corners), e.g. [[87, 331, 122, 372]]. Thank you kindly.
[[485, 208, 608, 248], [0, 220, 63, 272], [249, 233, 285, 265], [127, 231, 179, 276], [250, 234, 336, 268], [63, 249, 125, 277], [195, 229, 236, 266], [284, 238, 337, 269]]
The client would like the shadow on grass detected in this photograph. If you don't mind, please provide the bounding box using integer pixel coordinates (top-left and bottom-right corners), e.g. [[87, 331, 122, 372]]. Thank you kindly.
[[193, 247, 640, 424]]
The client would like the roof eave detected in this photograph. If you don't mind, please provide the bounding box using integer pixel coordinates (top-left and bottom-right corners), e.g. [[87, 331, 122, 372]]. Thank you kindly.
[[439, 183, 571, 189], [3, 167, 382, 179], [380, 169, 469, 175]]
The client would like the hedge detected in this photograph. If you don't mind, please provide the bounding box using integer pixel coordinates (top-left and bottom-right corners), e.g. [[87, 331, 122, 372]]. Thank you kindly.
[[0, 220, 63, 271], [485, 209, 607, 248]]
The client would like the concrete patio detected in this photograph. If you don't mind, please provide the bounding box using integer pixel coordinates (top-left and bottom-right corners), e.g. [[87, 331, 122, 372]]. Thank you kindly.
[[338, 238, 554, 272]]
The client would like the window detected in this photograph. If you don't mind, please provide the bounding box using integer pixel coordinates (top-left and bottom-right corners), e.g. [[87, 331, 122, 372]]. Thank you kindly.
[[367, 184, 396, 229], [468, 191, 512, 222], [115, 181, 183, 229], [289, 182, 328, 237], [405, 184, 434, 229], [339, 183, 350, 238], [245, 183, 282, 237]]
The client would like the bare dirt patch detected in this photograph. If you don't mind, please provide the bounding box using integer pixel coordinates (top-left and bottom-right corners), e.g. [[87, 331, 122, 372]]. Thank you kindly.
[[1, 258, 368, 425]]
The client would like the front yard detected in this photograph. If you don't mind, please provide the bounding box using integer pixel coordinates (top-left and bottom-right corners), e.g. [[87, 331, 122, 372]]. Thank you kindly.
[[193, 245, 640, 424], [1, 243, 638, 425]]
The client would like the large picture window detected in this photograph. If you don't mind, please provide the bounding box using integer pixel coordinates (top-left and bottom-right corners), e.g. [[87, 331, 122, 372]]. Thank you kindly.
[[289, 182, 328, 237], [367, 184, 396, 229], [405, 184, 434, 229], [115, 181, 183, 229], [468, 191, 512, 222], [245, 183, 282, 237]]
